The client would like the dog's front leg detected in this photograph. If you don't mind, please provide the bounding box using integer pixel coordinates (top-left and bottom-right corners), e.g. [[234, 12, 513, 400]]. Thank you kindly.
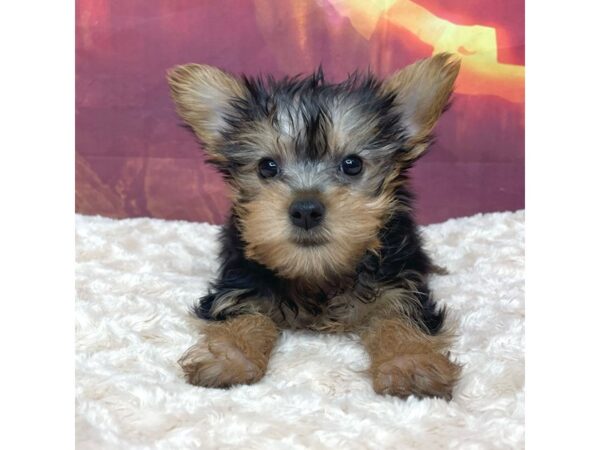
[[360, 317, 461, 400], [179, 314, 279, 388]]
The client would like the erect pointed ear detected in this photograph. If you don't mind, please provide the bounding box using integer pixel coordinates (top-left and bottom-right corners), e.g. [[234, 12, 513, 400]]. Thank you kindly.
[[383, 53, 460, 159], [167, 64, 246, 152]]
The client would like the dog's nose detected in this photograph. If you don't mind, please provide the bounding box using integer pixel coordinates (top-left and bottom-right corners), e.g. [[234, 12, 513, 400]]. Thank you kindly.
[[289, 199, 325, 230]]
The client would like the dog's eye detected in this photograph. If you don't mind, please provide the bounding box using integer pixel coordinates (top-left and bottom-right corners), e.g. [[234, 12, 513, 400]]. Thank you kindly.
[[340, 155, 363, 176], [258, 158, 279, 178]]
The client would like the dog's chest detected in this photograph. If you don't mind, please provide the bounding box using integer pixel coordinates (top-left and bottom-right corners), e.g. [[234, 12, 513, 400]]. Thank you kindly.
[[279, 280, 381, 332]]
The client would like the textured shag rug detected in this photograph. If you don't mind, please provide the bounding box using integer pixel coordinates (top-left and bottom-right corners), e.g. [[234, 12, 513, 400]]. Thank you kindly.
[[75, 210, 524, 449]]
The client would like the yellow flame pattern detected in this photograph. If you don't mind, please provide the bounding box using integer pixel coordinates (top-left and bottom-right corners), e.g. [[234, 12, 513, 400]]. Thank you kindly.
[[327, 0, 524, 103]]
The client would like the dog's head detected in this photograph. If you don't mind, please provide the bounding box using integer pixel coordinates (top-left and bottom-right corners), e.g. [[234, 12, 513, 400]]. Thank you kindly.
[[168, 54, 459, 281]]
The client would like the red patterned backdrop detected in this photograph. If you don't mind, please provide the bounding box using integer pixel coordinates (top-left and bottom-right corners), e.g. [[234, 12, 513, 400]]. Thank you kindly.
[[76, 0, 524, 224]]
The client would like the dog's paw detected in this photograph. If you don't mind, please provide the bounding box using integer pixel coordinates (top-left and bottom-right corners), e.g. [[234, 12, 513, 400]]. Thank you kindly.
[[178, 337, 264, 388], [372, 352, 460, 400]]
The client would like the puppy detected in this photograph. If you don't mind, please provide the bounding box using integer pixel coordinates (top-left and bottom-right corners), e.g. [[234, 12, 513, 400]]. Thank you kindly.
[[167, 53, 461, 399]]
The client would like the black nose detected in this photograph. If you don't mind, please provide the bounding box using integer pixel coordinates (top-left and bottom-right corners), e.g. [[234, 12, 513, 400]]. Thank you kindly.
[[289, 199, 325, 230]]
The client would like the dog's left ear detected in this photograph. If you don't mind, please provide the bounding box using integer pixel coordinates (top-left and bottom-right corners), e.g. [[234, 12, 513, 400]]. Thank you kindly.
[[383, 53, 460, 160]]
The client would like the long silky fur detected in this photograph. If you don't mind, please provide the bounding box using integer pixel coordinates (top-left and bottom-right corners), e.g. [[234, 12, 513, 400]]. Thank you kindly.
[[169, 55, 460, 335], [194, 183, 446, 335]]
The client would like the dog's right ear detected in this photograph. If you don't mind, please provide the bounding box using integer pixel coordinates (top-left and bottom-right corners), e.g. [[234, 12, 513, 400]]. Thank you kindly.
[[167, 64, 246, 153]]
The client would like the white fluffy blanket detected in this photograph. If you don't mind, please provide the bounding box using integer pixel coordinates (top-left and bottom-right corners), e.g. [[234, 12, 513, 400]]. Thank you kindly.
[[75, 211, 524, 449]]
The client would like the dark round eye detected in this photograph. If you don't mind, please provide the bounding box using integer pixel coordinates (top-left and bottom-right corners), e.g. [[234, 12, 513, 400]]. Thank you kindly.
[[258, 158, 279, 178], [340, 155, 363, 176]]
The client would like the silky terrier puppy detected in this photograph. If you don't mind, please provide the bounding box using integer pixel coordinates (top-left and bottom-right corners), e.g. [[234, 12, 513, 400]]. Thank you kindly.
[[168, 53, 461, 399]]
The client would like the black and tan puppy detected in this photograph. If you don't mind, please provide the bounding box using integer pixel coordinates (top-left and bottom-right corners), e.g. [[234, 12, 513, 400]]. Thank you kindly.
[[167, 53, 461, 399]]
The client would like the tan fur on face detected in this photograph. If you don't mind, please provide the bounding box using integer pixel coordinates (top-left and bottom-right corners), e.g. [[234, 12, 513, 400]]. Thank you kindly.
[[383, 52, 460, 160], [237, 182, 396, 281], [178, 314, 279, 388], [361, 317, 460, 399]]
